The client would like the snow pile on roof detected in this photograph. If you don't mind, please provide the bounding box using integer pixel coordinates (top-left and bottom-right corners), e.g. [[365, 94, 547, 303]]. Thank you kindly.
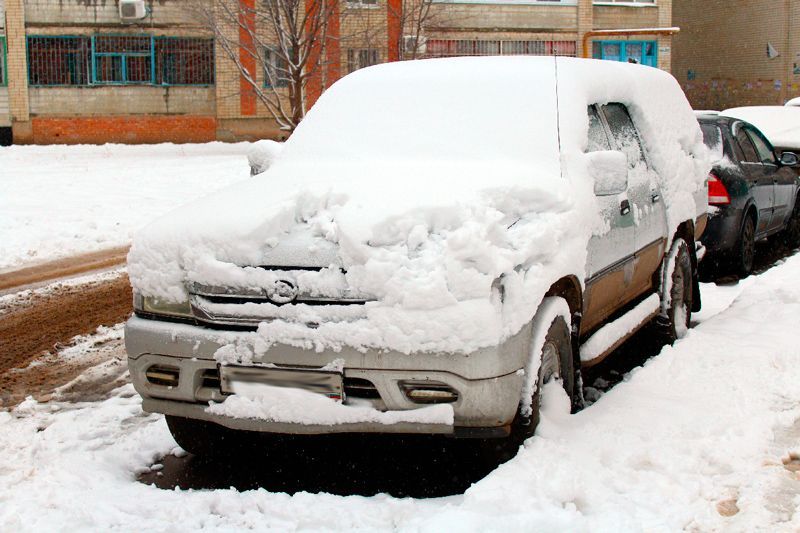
[[128, 57, 708, 355], [0, 143, 253, 270], [3, 255, 800, 529], [723, 106, 800, 150]]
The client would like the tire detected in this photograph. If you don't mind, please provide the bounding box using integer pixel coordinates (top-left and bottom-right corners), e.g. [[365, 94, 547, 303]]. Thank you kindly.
[[659, 238, 694, 343], [165, 415, 239, 456], [734, 215, 756, 277], [509, 309, 575, 444], [780, 198, 800, 249]]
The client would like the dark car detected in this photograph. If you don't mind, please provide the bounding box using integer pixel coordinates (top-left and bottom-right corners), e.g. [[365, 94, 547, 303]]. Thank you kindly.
[[698, 114, 800, 275]]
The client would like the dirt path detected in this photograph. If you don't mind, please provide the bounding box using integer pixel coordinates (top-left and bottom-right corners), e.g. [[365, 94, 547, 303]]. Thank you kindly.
[[0, 246, 129, 295], [0, 272, 132, 407]]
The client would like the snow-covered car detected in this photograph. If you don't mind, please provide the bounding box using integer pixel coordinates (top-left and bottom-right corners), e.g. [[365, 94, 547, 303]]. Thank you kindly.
[[125, 57, 709, 455], [786, 97, 800, 107], [722, 106, 800, 156]]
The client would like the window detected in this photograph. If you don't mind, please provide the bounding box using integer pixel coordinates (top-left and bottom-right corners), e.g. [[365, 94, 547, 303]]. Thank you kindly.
[[346, 0, 377, 7], [700, 124, 724, 161], [734, 123, 759, 163], [0, 37, 6, 86], [592, 40, 657, 67], [347, 49, 379, 73], [155, 38, 214, 85], [93, 35, 152, 84], [425, 39, 576, 58], [602, 103, 647, 167], [27, 36, 92, 86], [587, 106, 612, 152], [746, 128, 777, 165], [264, 46, 290, 88], [28, 35, 214, 86]]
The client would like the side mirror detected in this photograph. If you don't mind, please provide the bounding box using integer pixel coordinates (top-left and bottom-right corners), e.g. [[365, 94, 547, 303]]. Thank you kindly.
[[588, 150, 629, 196], [780, 151, 799, 167], [247, 140, 283, 176]]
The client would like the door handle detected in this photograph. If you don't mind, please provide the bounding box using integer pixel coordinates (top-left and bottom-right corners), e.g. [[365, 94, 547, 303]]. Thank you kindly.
[[651, 193, 661, 203], [620, 199, 631, 216]]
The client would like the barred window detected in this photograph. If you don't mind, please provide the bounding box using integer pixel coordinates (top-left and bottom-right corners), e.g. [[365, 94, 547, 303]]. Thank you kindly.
[[425, 39, 576, 58], [27, 36, 92, 86], [93, 35, 152, 84], [27, 35, 214, 86], [156, 38, 214, 85], [347, 49, 379, 73]]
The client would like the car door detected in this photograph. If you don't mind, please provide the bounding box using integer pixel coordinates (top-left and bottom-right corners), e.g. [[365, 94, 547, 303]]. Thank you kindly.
[[733, 121, 774, 234], [600, 103, 668, 301], [583, 104, 636, 333], [746, 126, 794, 231]]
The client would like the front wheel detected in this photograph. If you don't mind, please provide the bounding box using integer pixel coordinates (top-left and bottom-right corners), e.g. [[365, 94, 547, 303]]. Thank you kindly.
[[659, 238, 694, 342], [509, 300, 575, 444]]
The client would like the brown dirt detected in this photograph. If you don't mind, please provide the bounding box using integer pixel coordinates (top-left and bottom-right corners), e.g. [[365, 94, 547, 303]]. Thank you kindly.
[[0, 246, 129, 294], [0, 274, 133, 407]]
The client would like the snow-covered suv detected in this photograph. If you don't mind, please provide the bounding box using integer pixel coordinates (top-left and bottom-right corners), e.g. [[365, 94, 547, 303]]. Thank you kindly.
[[125, 57, 709, 454]]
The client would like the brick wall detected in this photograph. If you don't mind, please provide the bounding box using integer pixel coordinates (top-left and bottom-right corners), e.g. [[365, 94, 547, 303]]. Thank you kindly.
[[29, 86, 215, 115], [24, 0, 204, 28], [0, 88, 9, 126], [673, 0, 800, 109], [428, 3, 576, 32], [31, 115, 216, 144]]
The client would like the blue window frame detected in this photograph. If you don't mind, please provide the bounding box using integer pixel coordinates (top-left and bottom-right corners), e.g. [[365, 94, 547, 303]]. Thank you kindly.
[[28, 34, 214, 87], [0, 36, 7, 86], [592, 40, 657, 67]]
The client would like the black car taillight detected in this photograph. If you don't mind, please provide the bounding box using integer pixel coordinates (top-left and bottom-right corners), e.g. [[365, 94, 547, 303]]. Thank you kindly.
[[708, 173, 731, 206]]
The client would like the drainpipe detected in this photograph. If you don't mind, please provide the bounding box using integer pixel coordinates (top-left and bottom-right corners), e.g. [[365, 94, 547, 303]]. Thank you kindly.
[[582, 27, 681, 59]]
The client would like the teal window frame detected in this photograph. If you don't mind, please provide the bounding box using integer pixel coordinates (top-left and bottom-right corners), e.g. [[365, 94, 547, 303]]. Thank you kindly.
[[592, 40, 658, 67], [0, 36, 7, 86], [27, 34, 214, 87]]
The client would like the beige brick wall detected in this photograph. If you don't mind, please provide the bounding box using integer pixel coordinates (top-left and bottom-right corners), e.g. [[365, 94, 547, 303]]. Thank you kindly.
[[29, 86, 215, 115], [428, 3, 576, 33], [5, 0, 29, 124], [673, 0, 800, 109], [0, 87, 10, 126], [592, 4, 658, 30], [24, 0, 204, 28]]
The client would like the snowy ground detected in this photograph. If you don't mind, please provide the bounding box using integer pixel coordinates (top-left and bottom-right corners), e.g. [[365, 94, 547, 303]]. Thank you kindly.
[[0, 143, 252, 271], [2, 253, 800, 531]]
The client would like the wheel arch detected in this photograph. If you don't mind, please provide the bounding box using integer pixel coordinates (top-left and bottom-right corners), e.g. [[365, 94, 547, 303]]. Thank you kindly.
[[670, 220, 702, 312], [543, 276, 583, 408]]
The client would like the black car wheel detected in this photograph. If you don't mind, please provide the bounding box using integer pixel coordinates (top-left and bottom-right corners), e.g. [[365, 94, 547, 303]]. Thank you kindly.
[[510, 309, 575, 443], [659, 239, 694, 342], [735, 215, 756, 276]]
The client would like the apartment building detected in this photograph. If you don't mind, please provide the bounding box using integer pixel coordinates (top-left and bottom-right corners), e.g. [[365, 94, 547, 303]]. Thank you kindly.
[[0, 0, 675, 145], [673, 0, 800, 110]]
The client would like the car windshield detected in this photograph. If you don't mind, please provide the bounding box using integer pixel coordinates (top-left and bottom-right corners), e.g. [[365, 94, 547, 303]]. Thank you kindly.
[[700, 123, 724, 161]]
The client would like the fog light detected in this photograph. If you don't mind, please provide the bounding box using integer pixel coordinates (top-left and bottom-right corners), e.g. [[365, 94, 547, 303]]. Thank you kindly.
[[400, 381, 459, 404], [145, 365, 180, 387]]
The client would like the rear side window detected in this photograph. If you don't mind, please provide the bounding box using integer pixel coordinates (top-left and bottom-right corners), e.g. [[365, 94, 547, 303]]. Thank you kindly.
[[601, 103, 647, 167], [734, 123, 759, 163], [587, 106, 612, 152], [700, 123, 724, 161], [746, 128, 776, 165]]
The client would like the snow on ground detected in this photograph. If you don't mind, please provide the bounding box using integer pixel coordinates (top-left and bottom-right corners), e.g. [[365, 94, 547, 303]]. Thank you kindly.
[[0, 143, 252, 271], [3, 254, 800, 531]]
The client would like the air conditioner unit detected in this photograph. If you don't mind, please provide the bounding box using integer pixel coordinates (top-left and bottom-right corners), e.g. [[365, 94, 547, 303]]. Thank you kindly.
[[403, 35, 427, 55], [119, 0, 147, 22]]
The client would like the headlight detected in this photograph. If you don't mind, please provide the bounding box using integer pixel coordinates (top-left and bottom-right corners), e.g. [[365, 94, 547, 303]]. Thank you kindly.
[[133, 292, 193, 319]]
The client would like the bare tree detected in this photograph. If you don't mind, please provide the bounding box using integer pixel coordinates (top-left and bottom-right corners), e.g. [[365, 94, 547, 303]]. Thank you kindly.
[[193, 0, 343, 132], [390, 0, 459, 60]]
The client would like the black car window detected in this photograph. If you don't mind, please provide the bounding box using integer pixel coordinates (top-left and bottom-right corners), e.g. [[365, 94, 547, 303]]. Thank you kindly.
[[733, 123, 759, 163], [745, 128, 777, 165], [601, 103, 647, 167], [700, 123, 724, 161], [587, 105, 612, 152]]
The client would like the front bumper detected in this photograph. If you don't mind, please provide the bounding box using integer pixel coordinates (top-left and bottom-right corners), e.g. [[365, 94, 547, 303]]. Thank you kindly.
[[125, 316, 530, 437]]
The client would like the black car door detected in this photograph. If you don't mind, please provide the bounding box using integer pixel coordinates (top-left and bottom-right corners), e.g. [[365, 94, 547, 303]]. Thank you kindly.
[[733, 122, 774, 234], [746, 126, 794, 231]]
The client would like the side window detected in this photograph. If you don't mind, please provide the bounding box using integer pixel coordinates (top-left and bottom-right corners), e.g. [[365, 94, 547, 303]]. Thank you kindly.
[[734, 123, 759, 163], [746, 128, 777, 165], [601, 103, 646, 167], [587, 105, 612, 152]]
